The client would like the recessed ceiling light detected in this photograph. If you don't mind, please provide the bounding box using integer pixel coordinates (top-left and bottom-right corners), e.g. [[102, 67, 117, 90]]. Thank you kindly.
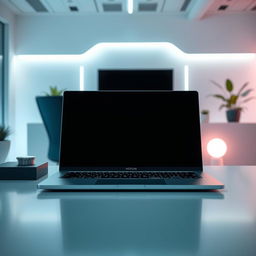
[[69, 6, 78, 12], [218, 5, 228, 11]]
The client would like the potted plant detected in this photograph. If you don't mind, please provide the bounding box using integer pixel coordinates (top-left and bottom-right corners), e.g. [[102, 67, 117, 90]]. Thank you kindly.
[[210, 79, 254, 122], [0, 126, 11, 163], [200, 110, 210, 123], [36, 86, 65, 162]]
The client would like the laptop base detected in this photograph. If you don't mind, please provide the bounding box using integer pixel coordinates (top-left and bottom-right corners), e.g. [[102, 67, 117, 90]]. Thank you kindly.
[[38, 172, 224, 190]]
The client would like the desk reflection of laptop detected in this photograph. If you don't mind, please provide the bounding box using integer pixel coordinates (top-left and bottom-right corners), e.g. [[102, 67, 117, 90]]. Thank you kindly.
[[38, 91, 224, 190], [37, 192, 223, 255]]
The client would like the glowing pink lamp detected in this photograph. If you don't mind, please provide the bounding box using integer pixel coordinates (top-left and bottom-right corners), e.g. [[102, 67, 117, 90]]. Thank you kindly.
[[207, 138, 227, 165]]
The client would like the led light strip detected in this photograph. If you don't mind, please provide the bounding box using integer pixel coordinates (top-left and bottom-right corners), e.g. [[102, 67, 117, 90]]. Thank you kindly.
[[15, 42, 186, 61], [15, 42, 256, 91], [16, 42, 255, 61], [184, 65, 189, 91], [79, 66, 85, 91], [127, 0, 133, 14]]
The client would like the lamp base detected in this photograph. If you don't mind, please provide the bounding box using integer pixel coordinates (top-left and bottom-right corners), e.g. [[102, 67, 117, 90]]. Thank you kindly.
[[210, 157, 224, 166]]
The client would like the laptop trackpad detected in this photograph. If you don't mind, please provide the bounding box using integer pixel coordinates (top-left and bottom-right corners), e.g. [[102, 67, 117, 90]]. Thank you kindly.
[[96, 179, 166, 185]]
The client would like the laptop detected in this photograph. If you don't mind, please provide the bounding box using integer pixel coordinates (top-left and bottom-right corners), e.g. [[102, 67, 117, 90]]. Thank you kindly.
[[38, 91, 224, 190]]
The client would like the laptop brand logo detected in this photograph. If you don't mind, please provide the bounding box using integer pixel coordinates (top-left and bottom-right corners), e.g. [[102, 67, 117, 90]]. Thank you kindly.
[[126, 167, 137, 170]]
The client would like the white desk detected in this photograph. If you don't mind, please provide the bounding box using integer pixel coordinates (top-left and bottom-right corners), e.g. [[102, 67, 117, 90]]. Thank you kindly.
[[1, 166, 256, 256]]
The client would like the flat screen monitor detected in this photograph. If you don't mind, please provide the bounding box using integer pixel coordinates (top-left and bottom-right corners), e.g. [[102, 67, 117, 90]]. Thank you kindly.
[[98, 69, 173, 90]]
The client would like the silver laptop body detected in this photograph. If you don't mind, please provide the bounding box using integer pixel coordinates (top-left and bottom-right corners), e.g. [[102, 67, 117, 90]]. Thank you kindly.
[[38, 91, 224, 190]]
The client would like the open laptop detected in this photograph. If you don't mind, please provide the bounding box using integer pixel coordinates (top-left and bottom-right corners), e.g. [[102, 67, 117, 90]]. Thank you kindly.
[[38, 91, 224, 190]]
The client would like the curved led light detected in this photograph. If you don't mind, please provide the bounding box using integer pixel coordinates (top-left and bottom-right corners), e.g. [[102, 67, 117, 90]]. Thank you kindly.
[[15, 42, 255, 62], [207, 138, 227, 158], [15, 42, 186, 61]]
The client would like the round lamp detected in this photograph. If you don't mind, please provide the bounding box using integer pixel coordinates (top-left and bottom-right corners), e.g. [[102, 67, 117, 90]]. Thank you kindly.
[[207, 138, 227, 159]]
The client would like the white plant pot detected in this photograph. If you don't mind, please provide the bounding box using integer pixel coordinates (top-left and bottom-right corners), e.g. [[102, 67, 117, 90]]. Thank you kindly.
[[200, 114, 209, 123], [0, 140, 11, 163]]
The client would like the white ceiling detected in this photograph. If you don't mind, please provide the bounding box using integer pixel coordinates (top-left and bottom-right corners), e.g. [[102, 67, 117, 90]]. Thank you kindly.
[[207, 0, 256, 13], [1, 0, 256, 19]]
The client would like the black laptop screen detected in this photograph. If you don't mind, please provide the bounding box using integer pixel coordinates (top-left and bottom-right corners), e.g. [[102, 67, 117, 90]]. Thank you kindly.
[[60, 91, 202, 171], [99, 70, 173, 90]]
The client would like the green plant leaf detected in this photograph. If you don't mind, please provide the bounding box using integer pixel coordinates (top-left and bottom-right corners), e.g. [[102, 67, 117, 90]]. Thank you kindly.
[[44, 86, 65, 96], [226, 79, 233, 92], [0, 126, 11, 141], [50, 86, 59, 96], [219, 104, 228, 110], [241, 89, 253, 97], [201, 110, 209, 114], [237, 82, 249, 96], [241, 96, 256, 103], [229, 94, 238, 105], [210, 80, 225, 92], [211, 94, 227, 102]]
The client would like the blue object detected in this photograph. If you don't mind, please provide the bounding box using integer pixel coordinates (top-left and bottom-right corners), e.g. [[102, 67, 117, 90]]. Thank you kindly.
[[226, 108, 241, 122], [36, 96, 62, 162]]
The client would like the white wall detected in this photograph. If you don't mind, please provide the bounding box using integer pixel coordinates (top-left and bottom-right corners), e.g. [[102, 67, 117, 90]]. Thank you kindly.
[[15, 13, 256, 54], [6, 12, 256, 158], [189, 56, 256, 122]]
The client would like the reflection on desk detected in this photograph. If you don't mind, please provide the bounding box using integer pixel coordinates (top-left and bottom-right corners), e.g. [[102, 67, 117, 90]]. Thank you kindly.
[[38, 191, 222, 255], [1, 166, 256, 256]]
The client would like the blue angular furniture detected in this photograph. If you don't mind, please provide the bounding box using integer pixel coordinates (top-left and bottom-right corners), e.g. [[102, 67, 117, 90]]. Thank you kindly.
[[36, 96, 62, 162]]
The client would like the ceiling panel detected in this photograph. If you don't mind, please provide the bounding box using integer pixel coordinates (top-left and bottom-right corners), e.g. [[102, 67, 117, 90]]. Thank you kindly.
[[3, 0, 256, 16], [75, 0, 99, 12], [7, 0, 97, 14], [44, 0, 97, 13], [96, 0, 127, 13], [9, 0, 38, 13], [163, 0, 191, 12], [26, 0, 48, 12], [133, 0, 164, 13], [207, 0, 256, 13], [44, 0, 67, 12]]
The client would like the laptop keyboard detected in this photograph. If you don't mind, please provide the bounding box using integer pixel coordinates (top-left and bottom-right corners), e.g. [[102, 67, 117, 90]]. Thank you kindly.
[[62, 171, 200, 179]]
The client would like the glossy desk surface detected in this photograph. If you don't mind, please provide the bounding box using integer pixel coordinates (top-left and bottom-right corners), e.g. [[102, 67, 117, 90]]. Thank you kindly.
[[1, 166, 256, 256]]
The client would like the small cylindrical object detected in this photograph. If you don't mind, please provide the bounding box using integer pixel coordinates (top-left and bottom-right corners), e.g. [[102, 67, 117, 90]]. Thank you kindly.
[[16, 156, 35, 166]]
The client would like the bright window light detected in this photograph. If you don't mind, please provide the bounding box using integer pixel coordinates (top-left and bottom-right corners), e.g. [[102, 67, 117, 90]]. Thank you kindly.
[[184, 65, 189, 91], [79, 66, 85, 91], [207, 138, 227, 158], [127, 0, 133, 14]]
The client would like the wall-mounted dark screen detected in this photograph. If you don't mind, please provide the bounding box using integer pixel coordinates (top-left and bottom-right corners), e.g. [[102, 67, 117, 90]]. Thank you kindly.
[[99, 70, 173, 90]]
